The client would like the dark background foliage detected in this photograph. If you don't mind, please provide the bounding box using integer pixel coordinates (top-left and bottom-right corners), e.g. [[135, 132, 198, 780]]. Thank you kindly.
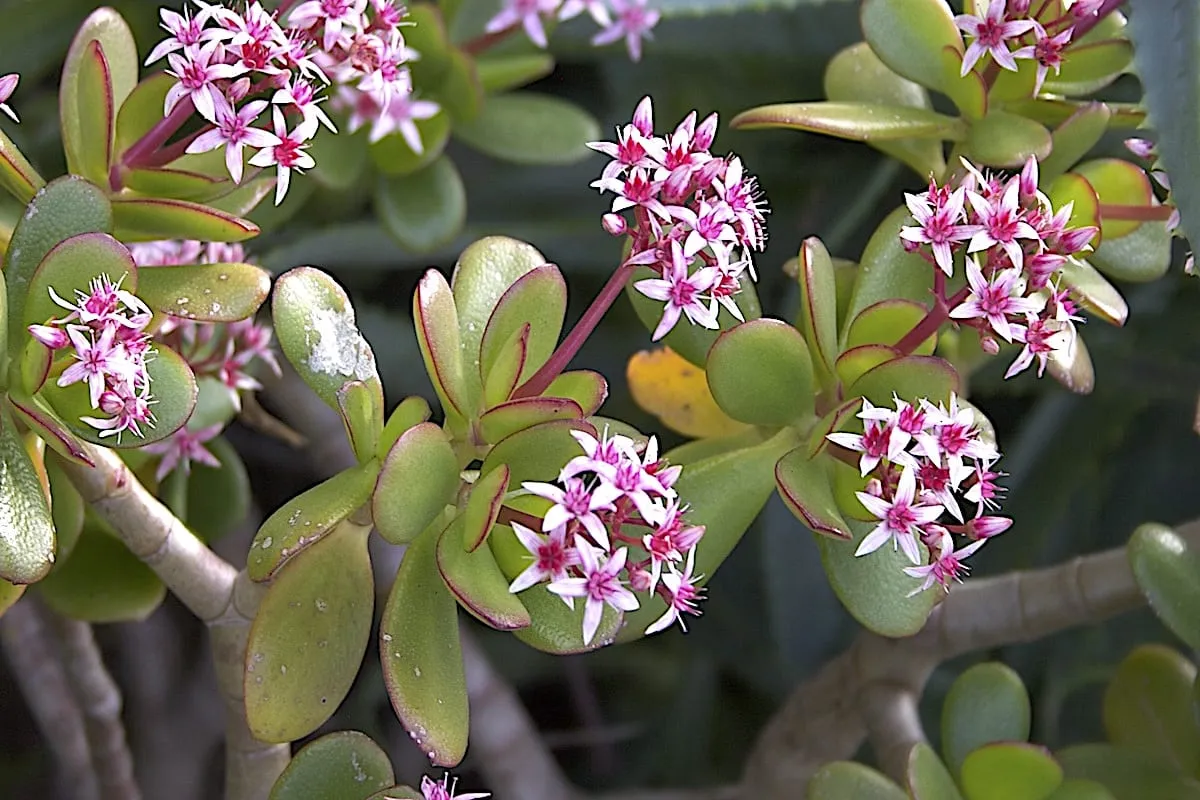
[[2, 0, 1199, 795]]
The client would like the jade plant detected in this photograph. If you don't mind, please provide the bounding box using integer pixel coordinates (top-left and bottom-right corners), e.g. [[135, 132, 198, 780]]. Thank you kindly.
[[5, 0, 1200, 799]]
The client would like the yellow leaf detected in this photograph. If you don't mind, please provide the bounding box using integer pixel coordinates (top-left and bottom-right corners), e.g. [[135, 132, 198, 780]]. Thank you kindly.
[[627, 347, 752, 439]]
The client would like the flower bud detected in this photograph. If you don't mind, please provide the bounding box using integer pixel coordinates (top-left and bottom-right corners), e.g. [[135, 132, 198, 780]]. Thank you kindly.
[[227, 77, 252, 103], [979, 335, 1000, 355], [967, 515, 1013, 540], [602, 213, 628, 236], [629, 567, 654, 593], [27, 324, 68, 350], [1124, 138, 1155, 159], [694, 112, 718, 151], [1010, 0, 1031, 13]]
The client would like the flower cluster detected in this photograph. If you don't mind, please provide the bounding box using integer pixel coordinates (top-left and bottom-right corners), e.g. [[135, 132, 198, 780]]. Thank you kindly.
[[146, 0, 422, 204], [590, 97, 768, 341], [900, 156, 1095, 379], [130, 239, 282, 402], [0, 73, 19, 122], [955, 0, 1104, 93], [486, 0, 660, 62], [29, 277, 156, 441], [827, 395, 1012, 594], [507, 428, 705, 644], [417, 773, 489, 800]]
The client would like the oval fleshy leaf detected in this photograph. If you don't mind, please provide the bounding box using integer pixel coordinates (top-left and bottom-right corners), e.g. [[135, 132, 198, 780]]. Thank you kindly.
[[0, 579, 25, 618], [846, 299, 937, 355], [706, 318, 815, 426], [273, 267, 381, 411], [627, 346, 748, 439], [437, 515, 531, 630], [941, 662, 1032, 780], [481, 418, 595, 487], [808, 397, 864, 458], [861, 0, 963, 93], [454, 237, 553, 402], [818, 517, 936, 637], [122, 166, 230, 203], [1074, 159, 1154, 240], [1056, 259, 1127, 326], [844, 206, 934, 328], [248, 460, 380, 582], [478, 262, 566, 390], [136, 262, 270, 322], [268, 731, 394, 800], [7, 393, 94, 467], [810, 762, 908, 800], [184, 436, 251, 542], [544, 371, 607, 417], [960, 743, 1063, 800], [46, 461, 84, 567], [1045, 780, 1117, 800], [0, 128, 45, 203], [373, 422, 459, 545], [477, 397, 583, 445], [823, 42, 947, 178], [1046, 333, 1094, 395], [1040, 103, 1112, 183], [732, 101, 966, 141], [1103, 644, 1200, 774], [369, 114, 451, 177], [414, 268, 469, 422], [366, 789, 422, 800], [17, 338, 52, 396], [797, 237, 840, 385], [907, 742, 965, 800], [0, 408, 55, 584], [836, 344, 901, 389], [376, 396, 433, 461], [463, 464, 508, 551], [849, 354, 959, 408], [111, 197, 258, 243], [453, 92, 598, 165], [24, 232, 136, 329], [375, 156, 465, 252], [477, 52, 555, 93], [380, 519, 468, 766], [1128, 523, 1200, 653], [1047, 173, 1102, 244], [1057, 743, 1200, 799], [775, 446, 852, 539], [965, 112, 1053, 169], [1089, 220, 1172, 284], [114, 73, 172, 154], [308, 128, 369, 191], [1046, 39, 1132, 95], [4, 176, 112, 347], [482, 323, 528, 407], [245, 521, 374, 743], [338, 381, 384, 465], [36, 522, 164, 621], [61, 9, 136, 184]]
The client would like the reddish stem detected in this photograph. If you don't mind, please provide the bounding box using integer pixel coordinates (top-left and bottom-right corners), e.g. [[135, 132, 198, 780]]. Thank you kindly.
[[1099, 203, 1175, 222], [119, 96, 197, 175], [894, 285, 971, 356], [496, 506, 544, 531], [462, 25, 518, 55], [1072, 0, 1125, 40], [512, 258, 641, 399]]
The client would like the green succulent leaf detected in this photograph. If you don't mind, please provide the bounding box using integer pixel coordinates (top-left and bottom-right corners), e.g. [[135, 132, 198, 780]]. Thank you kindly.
[[960, 743, 1063, 800], [907, 742, 965, 800], [245, 521, 374, 743], [544, 371, 608, 416], [380, 517, 468, 767], [844, 205, 933, 329], [24, 232, 135, 331], [453, 93, 598, 165], [809, 762, 907, 800], [369, 114, 451, 177], [1040, 103, 1112, 183], [0, 129, 44, 203], [941, 662, 1032, 781], [0, 409, 56, 584], [477, 397, 583, 444], [337, 381, 384, 465], [706, 319, 815, 426], [111, 197, 259, 243], [846, 299, 937, 355], [481, 418, 595, 486], [376, 396, 433, 461], [135, 262, 271, 322], [184, 436, 250, 542], [836, 344, 902, 389], [373, 422, 459, 545], [114, 73, 173, 154], [272, 267, 381, 411], [7, 393, 94, 468], [1074, 159, 1155, 240], [732, 101, 967, 141], [964, 112, 1053, 169], [478, 262, 566, 391], [1088, 219, 1172, 283], [462, 464, 508, 552], [796, 237, 840, 386], [436, 515, 531, 630], [849, 355, 959, 408], [268, 730, 394, 800], [1103, 644, 1200, 774], [1127, 522, 1200, 650], [248, 460, 380, 582], [476, 52, 555, 92], [375, 157, 466, 253], [1045, 39, 1132, 95], [1045, 781, 1117, 800], [775, 446, 852, 539], [414, 268, 469, 422], [1046, 330, 1095, 395], [36, 521, 163, 621], [1058, 744, 1200, 800], [309, 128, 370, 191], [860, 0, 964, 100], [1056, 258, 1127, 326]]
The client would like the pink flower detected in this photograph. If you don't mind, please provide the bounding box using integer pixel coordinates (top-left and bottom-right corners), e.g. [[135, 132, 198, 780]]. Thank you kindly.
[[0, 73, 17, 123], [548, 538, 640, 646], [507, 522, 581, 594], [561, 428, 636, 481], [966, 180, 1040, 270], [1029, 25, 1072, 94], [419, 773, 490, 800], [186, 96, 281, 183], [164, 40, 248, 122], [143, 423, 224, 482], [82, 382, 155, 441], [523, 477, 620, 550], [559, 0, 611, 25], [368, 93, 441, 148], [899, 186, 978, 276], [634, 241, 721, 340], [591, 0, 660, 62], [58, 325, 129, 407], [645, 548, 705, 634], [642, 499, 704, 589], [249, 108, 317, 204], [485, 0, 561, 49], [855, 467, 944, 564], [955, 0, 1037, 76], [273, 80, 337, 132], [1006, 313, 1072, 378], [949, 258, 1043, 342], [827, 398, 912, 476], [903, 531, 986, 595], [289, 0, 369, 50], [144, 5, 233, 66]]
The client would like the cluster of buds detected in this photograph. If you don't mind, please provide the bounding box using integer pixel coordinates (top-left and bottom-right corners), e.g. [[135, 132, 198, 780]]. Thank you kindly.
[[130, 240, 281, 401], [29, 277, 157, 441], [146, 0, 419, 204], [590, 97, 768, 341], [507, 428, 705, 644], [828, 395, 1012, 594], [955, 0, 1105, 92], [418, 773, 488, 800], [901, 156, 1096, 379], [486, 0, 660, 62]]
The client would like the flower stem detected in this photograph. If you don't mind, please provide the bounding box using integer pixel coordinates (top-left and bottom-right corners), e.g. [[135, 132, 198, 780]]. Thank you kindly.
[[462, 25, 519, 55], [496, 505, 544, 531], [894, 285, 970, 356], [1072, 0, 1125, 40], [512, 258, 640, 400], [1098, 203, 1175, 222], [115, 97, 197, 184]]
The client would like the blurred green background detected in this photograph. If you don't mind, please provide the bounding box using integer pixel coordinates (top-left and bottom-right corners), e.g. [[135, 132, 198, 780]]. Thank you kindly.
[[3, 0, 1200, 795]]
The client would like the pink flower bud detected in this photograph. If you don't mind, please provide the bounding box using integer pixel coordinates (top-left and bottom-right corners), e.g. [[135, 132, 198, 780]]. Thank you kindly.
[[979, 335, 1000, 355], [27, 324, 68, 349], [661, 164, 692, 205], [602, 213, 628, 236], [1010, 0, 1032, 14], [864, 477, 883, 497], [227, 77, 252, 103], [1124, 138, 1155, 159], [1019, 156, 1039, 201], [0, 73, 17, 104], [629, 566, 653, 593], [967, 515, 1012, 540], [694, 112, 718, 152], [920, 523, 950, 550], [632, 96, 654, 137]]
